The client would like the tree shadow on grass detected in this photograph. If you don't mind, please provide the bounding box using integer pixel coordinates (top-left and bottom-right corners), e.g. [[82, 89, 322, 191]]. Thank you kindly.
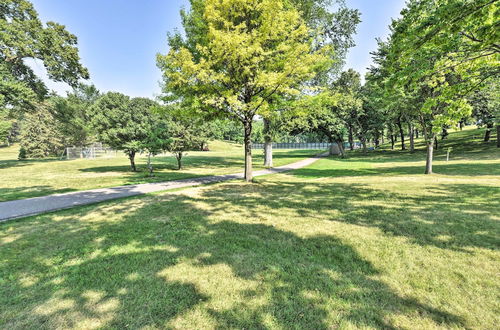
[[78, 150, 320, 175], [0, 158, 59, 170], [0, 182, 471, 328], [202, 181, 500, 252], [0, 186, 77, 202], [292, 160, 500, 177]]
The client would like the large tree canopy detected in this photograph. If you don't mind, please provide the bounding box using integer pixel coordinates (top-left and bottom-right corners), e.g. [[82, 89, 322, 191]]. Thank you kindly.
[[374, 0, 498, 173], [88, 93, 157, 172], [0, 0, 89, 110], [158, 0, 332, 181]]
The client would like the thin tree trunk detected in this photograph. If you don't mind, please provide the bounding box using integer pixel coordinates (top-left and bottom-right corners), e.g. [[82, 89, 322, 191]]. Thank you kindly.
[[243, 121, 253, 182], [263, 118, 273, 167], [390, 135, 395, 150], [361, 137, 367, 153], [484, 123, 493, 142], [128, 151, 137, 172], [147, 153, 153, 176], [396, 117, 405, 150], [415, 129, 419, 139], [497, 125, 500, 148], [176, 153, 183, 170], [434, 136, 438, 151], [425, 135, 435, 174], [336, 140, 346, 158], [408, 122, 415, 153], [348, 125, 354, 151]]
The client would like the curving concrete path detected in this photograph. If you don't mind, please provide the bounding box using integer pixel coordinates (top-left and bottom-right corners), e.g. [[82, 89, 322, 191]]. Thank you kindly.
[[0, 154, 327, 222]]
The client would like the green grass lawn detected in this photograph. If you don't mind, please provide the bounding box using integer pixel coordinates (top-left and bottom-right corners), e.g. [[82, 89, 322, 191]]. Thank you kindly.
[[0, 140, 320, 201], [1, 128, 499, 329]]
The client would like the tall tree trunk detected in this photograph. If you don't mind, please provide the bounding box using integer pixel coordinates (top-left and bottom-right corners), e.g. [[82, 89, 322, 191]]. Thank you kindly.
[[408, 122, 415, 153], [147, 153, 153, 176], [335, 140, 346, 158], [128, 151, 137, 172], [415, 129, 419, 139], [396, 117, 406, 150], [390, 134, 395, 150], [348, 125, 354, 151], [425, 134, 435, 174], [243, 121, 253, 182], [177, 154, 183, 170], [484, 123, 493, 142], [263, 118, 273, 167], [434, 136, 438, 151], [497, 125, 500, 148]]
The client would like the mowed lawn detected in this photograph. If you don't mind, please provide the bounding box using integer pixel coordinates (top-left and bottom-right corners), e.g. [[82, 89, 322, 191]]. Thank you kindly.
[[0, 140, 320, 201], [1, 128, 499, 329]]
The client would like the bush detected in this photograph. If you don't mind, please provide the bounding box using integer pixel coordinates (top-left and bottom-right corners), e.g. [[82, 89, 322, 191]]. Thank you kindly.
[[18, 147, 27, 160]]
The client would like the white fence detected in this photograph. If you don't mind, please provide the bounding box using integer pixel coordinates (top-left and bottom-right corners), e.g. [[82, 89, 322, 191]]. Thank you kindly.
[[251, 142, 333, 150], [251, 142, 371, 150], [66, 146, 118, 160]]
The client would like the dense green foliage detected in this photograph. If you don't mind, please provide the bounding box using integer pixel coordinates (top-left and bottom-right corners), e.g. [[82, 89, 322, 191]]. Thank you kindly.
[[158, 0, 333, 181], [0, 0, 88, 110], [367, 0, 499, 173], [18, 102, 64, 158], [50, 84, 100, 147], [88, 93, 159, 171]]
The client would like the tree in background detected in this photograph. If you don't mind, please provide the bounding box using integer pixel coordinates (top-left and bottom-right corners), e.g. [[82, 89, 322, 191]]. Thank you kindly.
[[0, 108, 18, 146], [202, 119, 244, 144], [377, 0, 498, 173], [51, 84, 100, 147], [469, 79, 499, 142], [141, 120, 171, 176], [0, 0, 88, 111], [288, 91, 349, 157], [0, 117, 13, 145], [157, 104, 212, 170], [260, 0, 360, 166], [291, 0, 360, 82], [88, 93, 157, 172], [166, 119, 204, 170], [158, 0, 332, 181], [18, 103, 65, 158], [333, 69, 363, 150]]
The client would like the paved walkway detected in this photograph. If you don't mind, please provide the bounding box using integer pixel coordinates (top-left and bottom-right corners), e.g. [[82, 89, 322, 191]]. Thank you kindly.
[[0, 154, 326, 222]]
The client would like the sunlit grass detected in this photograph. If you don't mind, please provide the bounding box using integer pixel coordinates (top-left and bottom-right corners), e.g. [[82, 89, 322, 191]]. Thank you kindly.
[[0, 128, 499, 329], [0, 140, 320, 201]]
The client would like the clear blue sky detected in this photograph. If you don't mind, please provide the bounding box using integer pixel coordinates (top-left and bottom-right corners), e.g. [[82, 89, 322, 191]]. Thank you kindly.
[[30, 0, 405, 98]]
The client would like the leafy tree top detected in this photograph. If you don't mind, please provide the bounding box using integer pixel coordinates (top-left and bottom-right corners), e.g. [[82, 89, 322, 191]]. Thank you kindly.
[[158, 0, 334, 123], [88, 92, 157, 152], [1, 0, 89, 109]]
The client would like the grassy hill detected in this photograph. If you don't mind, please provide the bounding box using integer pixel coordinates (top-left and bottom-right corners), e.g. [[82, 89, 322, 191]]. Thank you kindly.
[[0, 127, 499, 329]]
